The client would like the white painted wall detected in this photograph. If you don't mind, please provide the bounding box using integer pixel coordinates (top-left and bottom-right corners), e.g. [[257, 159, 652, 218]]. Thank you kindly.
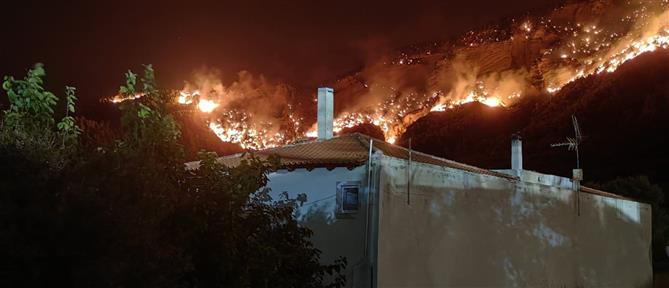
[[375, 155, 652, 288], [266, 166, 372, 287]]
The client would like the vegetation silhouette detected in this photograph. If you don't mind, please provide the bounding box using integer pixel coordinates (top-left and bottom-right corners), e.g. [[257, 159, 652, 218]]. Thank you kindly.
[[0, 64, 345, 287]]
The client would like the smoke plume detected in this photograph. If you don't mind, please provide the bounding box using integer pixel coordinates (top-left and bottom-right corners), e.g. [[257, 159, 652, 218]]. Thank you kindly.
[[181, 0, 669, 149]]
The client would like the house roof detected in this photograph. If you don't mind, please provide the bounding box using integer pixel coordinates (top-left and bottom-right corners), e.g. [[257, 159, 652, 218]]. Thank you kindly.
[[193, 133, 514, 179], [184, 133, 634, 202]]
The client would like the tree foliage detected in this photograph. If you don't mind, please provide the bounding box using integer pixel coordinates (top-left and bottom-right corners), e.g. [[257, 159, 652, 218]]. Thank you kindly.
[[1, 63, 80, 169], [1, 64, 345, 287]]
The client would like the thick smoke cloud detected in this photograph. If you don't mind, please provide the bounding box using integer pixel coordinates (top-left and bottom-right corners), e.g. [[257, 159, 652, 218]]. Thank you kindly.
[[184, 69, 294, 121]]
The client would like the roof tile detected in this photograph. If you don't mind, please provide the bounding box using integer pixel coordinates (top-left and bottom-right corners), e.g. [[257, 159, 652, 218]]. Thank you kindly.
[[209, 133, 513, 178], [184, 133, 631, 202]]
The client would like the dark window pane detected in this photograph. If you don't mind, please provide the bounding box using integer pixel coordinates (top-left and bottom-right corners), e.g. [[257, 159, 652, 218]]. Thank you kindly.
[[342, 186, 358, 211]]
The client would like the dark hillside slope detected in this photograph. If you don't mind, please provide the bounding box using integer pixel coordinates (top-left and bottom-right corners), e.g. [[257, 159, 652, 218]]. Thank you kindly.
[[401, 50, 669, 184]]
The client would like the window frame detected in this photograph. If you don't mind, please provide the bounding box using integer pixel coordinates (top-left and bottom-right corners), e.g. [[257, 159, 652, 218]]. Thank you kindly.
[[336, 181, 361, 216]]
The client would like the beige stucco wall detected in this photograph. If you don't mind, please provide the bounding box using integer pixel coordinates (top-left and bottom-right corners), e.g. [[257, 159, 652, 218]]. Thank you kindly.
[[376, 155, 652, 288]]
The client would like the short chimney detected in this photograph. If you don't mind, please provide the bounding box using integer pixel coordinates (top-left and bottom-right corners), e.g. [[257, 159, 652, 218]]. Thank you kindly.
[[511, 134, 523, 171], [317, 87, 334, 140]]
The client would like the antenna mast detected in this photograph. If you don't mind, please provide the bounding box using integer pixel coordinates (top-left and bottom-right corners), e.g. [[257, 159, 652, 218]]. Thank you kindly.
[[550, 115, 583, 168], [551, 114, 584, 215]]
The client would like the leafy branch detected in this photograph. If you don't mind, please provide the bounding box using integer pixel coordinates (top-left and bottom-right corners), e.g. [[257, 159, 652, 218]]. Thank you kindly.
[[2, 63, 58, 129], [57, 86, 82, 145], [2, 63, 80, 167]]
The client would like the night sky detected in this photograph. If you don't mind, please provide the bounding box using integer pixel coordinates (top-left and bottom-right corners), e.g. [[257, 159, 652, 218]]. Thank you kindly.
[[1, 0, 563, 119]]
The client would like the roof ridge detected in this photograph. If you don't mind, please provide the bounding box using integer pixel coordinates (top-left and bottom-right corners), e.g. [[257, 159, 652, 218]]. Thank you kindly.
[[351, 133, 374, 151], [366, 135, 514, 179], [205, 133, 511, 179]]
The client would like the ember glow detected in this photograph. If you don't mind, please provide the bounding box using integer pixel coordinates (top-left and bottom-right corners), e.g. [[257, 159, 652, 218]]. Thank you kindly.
[[197, 99, 219, 113], [543, 9, 669, 93], [110, 93, 143, 103], [208, 122, 285, 150], [178, 90, 198, 104], [317, 0, 669, 146], [110, 0, 669, 150], [430, 92, 511, 112]]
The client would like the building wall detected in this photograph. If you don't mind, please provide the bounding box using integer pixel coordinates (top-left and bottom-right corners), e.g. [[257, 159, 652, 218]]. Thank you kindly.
[[375, 155, 652, 288], [266, 166, 372, 287]]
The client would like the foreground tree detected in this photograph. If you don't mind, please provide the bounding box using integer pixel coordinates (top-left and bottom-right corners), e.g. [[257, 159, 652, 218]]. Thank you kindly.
[[0, 63, 82, 286], [1, 64, 344, 287], [174, 153, 345, 287]]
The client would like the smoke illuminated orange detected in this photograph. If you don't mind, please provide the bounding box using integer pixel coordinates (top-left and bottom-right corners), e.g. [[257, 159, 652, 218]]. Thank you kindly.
[[109, 1, 669, 150]]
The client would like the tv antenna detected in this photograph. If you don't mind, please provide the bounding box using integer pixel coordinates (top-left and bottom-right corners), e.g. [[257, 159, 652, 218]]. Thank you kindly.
[[552, 114, 584, 216], [551, 115, 583, 168]]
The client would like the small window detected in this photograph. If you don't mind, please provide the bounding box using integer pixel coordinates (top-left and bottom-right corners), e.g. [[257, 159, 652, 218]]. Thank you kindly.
[[342, 186, 359, 211], [337, 181, 361, 215]]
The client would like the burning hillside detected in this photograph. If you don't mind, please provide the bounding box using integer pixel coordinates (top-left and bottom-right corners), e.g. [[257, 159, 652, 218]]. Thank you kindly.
[[328, 0, 668, 144], [401, 49, 669, 183], [111, 0, 669, 150]]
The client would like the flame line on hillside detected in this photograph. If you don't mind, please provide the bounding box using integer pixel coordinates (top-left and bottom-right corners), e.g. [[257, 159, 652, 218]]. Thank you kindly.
[[109, 1, 669, 150]]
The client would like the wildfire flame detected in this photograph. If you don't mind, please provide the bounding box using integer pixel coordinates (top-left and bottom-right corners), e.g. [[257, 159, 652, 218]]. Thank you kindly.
[[109, 1, 669, 150], [430, 92, 508, 112], [316, 1, 669, 146], [197, 99, 219, 113], [110, 93, 142, 103], [178, 90, 198, 104], [545, 29, 669, 93]]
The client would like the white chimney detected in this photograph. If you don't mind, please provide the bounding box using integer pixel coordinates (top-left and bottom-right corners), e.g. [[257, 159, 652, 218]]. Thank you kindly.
[[511, 134, 523, 171], [317, 87, 334, 140]]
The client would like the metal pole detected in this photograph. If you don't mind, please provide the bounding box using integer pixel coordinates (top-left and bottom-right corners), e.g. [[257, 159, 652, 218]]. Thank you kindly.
[[364, 139, 373, 256], [408, 138, 412, 205], [573, 168, 583, 216], [575, 179, 581, 216]]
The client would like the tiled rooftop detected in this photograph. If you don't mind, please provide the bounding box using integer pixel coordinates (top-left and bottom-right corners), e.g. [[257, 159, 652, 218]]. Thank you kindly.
[[185, 133, 632, 201], [196, 133, 514, 179]]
